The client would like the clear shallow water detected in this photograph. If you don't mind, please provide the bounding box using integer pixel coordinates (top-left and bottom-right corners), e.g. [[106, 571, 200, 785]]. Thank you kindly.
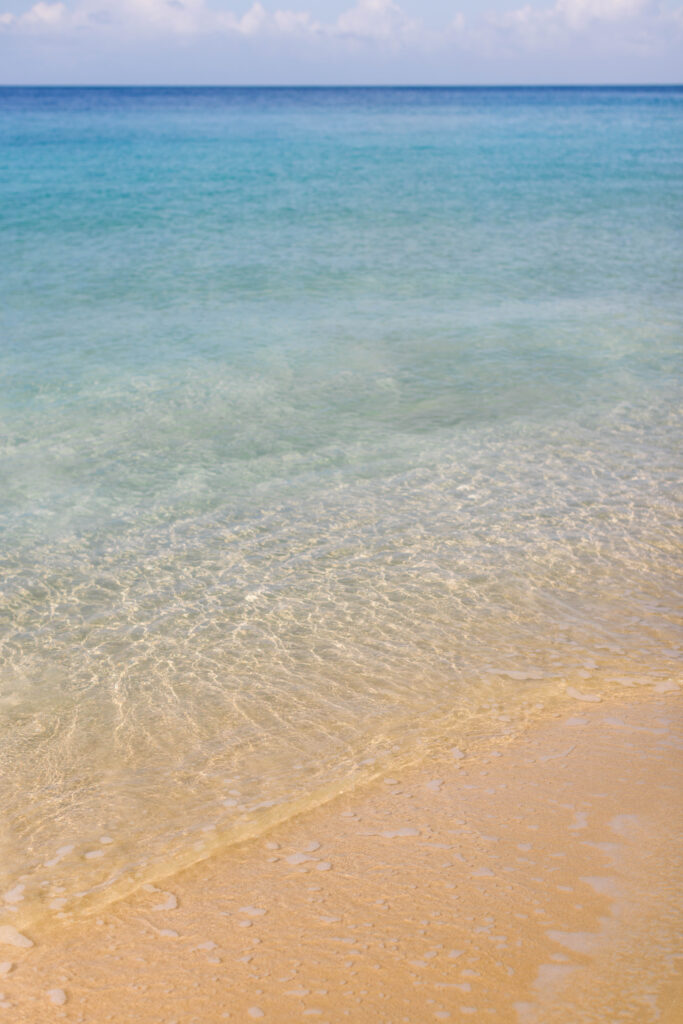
[[0, 86, 681, 929]]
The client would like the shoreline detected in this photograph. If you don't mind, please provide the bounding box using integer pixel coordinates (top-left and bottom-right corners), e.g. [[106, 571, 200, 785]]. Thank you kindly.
[[2, 689, 682, 1022]]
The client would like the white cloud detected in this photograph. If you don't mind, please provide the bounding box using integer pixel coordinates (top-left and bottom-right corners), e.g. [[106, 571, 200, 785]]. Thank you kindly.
[[489, 0, 656, 35], [0, 0, 425, 40], [24, 1, 66, 24], [557, 0, 651, 26], [272, 8, 316, 34], [1, 0, 67, 28], [332, 0, 416, 42], [481, 0, 683, 52], [0, 0, 263, 35], [234, 0, 266, 33], [2, 0, 204, 34], [0, 0, 680, 63]]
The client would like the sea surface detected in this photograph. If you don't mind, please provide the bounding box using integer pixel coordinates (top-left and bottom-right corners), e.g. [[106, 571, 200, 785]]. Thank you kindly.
[[1, 86, 681, 931]]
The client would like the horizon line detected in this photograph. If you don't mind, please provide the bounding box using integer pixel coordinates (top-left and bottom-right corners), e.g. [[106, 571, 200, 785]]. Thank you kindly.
[[2, 82, 682, 89]]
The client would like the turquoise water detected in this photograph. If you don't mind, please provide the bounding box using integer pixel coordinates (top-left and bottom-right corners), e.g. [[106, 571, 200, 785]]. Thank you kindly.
[[1, 87, 681, 928]]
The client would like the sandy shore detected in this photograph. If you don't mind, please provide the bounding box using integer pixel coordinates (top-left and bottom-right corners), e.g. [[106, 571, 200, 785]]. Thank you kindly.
[[2, 692, 681, 1023]]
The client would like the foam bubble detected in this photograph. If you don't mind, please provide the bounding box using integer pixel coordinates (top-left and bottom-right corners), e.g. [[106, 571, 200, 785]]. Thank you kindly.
[[566, 687, 602, 703], [153, 893, 178, 911], [0, 926, 33, 949], [2, 885, 24, 905]]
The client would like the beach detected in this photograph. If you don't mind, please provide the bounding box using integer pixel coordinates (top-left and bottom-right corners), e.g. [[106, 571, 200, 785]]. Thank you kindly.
[[2, 688, 681, 1022], [1, 86, 681, 1022]]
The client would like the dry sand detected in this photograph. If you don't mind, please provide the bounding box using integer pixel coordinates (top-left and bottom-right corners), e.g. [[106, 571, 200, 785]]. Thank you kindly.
[[2, 693, 681, 1023]]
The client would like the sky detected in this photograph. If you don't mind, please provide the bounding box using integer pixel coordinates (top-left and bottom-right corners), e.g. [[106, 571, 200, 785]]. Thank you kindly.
[[0, 0, 682, 84]]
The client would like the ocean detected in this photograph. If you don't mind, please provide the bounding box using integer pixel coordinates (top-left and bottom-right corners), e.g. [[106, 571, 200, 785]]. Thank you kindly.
[[0, 86, 681, 930]]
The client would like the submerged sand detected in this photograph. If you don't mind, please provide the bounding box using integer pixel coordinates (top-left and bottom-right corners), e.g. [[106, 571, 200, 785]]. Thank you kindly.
[[2, 693, 681, 1023]]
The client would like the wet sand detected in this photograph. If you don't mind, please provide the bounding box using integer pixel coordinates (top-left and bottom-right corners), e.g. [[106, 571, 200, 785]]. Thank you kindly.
[[2, 693, 681, 1023]]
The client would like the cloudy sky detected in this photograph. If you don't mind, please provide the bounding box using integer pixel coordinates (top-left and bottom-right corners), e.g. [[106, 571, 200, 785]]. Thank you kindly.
[[1, 0, 682, 84]]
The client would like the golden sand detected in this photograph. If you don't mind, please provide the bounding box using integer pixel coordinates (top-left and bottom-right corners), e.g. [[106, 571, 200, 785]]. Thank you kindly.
[[2, 694, 681, 1023]]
